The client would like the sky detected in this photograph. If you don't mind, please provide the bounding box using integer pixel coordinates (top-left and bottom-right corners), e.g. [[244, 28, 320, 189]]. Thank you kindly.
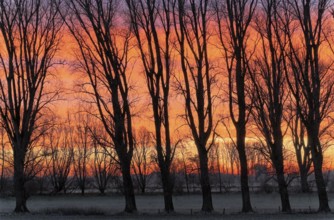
[[49, 29, 334, 171]]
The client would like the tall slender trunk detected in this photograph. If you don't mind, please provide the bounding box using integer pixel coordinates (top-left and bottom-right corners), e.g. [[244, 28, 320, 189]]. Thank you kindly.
[[199, 150, 213, 212], [184, 170, 190, 193], [161, 169, 174, 212], [308, 134, 330, 212], [121, 162, 137, 213], [218, 168, 222, 193], [272, 141, 291, 212], [154, 103, 174, 212], [236, 127, 253, 212], [313, 158, 330, 212], [276, 170, 290, 212], [14, 147, 28, 213], [270, 129, 291, 212]]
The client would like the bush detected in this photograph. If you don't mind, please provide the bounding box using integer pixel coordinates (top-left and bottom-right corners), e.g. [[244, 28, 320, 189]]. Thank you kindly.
[[262, 183, 274, 194], [25, 179, 40, 197], [173, 177, 184, 194], [0, 177, 13, 197], [328, 179, 334, 192]]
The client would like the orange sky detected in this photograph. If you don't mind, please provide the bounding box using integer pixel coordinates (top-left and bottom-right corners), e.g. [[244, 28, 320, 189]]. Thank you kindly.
[[46, 20, 334, 170]]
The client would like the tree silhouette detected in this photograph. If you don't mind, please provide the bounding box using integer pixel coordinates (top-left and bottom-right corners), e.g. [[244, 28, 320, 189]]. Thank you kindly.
[[214, 0, 257, 212], [126, 0, 177, 212], [0, 0, 63, 212], [173, 0, 216, 212], [283, 0, 333, 212], [249, 0, 291, 212], [65, 0, 137, 212]]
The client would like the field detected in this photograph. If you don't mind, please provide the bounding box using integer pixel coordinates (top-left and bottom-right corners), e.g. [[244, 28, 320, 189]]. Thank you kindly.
[[0, 193, 334, 219]]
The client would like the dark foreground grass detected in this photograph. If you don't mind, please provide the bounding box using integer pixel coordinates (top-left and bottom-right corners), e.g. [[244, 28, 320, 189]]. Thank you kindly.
[[0, 210, 334, 220], [40, 207, 106, 216]]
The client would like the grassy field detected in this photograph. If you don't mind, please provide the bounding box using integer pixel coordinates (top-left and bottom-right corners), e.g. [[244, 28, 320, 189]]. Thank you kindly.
[[0, 193, 333, 219]]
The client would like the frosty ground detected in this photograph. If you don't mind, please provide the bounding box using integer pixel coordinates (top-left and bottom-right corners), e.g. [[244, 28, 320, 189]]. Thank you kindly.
[[0, 193, 334, 219]]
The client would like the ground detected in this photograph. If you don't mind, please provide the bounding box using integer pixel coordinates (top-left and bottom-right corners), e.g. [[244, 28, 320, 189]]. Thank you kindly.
[[0, 193, 334, 219]]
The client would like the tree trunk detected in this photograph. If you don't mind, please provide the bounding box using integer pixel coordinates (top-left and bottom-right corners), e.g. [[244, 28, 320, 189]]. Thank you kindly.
[[100, 188, 105, 195], [161, 169, 174, 212], [163, 192, 174, 213], [296, 150, 310, 193], [270, 134, 291, 212], [199, 152, 213, 212], [275, 163, 291, 212], [276, 172, 291, 212], [121, 163, 137, 213], [309, 134, 330, 212], [14, 149, 28, 213], [313, 158, 330, 212], [300, 168, 309, 193], [185, 171, 190, 194], [236, 128, 253, 212], [218, 170, 222, 193], [154, 116, 174, 212]]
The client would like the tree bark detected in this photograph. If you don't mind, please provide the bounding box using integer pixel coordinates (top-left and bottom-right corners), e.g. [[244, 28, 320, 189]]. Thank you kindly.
[[236, 129, 253, 213], [308, 134, 330, 212], [276, 171, 290, 212], [121, 162, 137, 213], [199, 151, 213, 212], [154, 105, 175, 212], [14, 148, 28, 212], [161, 169, 174, 212], [272, 143, 291, 212]]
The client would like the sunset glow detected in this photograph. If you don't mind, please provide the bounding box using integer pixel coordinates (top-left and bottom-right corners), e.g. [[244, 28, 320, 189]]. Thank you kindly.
[[0, 0, 334, 216]]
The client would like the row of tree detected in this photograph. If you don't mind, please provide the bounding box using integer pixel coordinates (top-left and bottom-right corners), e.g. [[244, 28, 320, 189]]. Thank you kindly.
[[0, 118, 280, 195], [0, 0, 333, 214]]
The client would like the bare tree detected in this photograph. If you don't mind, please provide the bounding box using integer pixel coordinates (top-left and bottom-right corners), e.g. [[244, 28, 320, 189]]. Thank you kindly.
[[286, 96, 312, 192], [126, 0, 177, 211], [249, 0, 291, 212], [209, 143, 223, 193], [73, 113, 91, 195], [35, 135, 53, 195], [283, 0, 333, 212], [222, 142, 239, 176], [132, 127, 154, 194], [173, 0, 216, 212], [65, 0, 137, 212], [48, 123, 74, 194], [177, 143, 192, 194], [91, 137, 118, 195], [24, 140, 49, 187], [214, 0, 257, 212], [5, 123, 52, 196], [0, 0, 63, 212]]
